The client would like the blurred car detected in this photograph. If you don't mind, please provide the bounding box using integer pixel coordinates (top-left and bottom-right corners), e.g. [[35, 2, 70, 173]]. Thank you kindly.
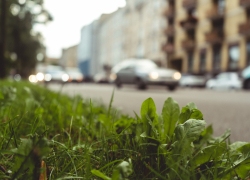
[[43, 66, 69, 83], [65, 67, 84, 82], [242, 65, 250, 90], [110, 58, 181, 90], [206, 72, 242, 90], [179, 74, 206, 87], [93, 72, 109, 83]]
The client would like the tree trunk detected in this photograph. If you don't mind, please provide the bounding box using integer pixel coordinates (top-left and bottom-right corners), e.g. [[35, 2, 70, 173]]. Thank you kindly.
[[0, 0, 7, 78]]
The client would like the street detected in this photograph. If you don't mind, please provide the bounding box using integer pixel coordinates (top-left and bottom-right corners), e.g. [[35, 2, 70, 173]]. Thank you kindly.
[[48, 83, 250, 142]]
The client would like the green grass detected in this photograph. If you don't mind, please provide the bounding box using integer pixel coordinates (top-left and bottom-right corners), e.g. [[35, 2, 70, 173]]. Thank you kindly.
[[0, 80, 250, 180]]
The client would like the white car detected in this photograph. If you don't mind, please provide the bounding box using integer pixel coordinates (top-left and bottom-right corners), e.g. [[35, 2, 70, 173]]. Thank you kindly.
[[65, 67, 84, 82], [43, 66, 69, 83], [179, 74, 206, 87], [206, 72, 242, 90]]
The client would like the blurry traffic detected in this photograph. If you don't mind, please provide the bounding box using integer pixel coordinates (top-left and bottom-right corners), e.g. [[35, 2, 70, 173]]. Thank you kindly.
[[1, 0, 250, 92], [25, 57, 250, 92]]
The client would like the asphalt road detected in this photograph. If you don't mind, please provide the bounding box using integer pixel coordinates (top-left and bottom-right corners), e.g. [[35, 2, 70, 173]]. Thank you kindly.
[[48, 83, 250, 142]]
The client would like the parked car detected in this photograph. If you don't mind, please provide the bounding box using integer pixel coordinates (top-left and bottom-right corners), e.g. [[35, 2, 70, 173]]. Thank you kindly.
[[110, 58, 181, 90], [93, 72, 109, 83], [206, 72, 242, 90], [242, 65, 250, 90], [65, 67, 84, 82], [44, 66, 69, 83], [179, 74, 206, 87]]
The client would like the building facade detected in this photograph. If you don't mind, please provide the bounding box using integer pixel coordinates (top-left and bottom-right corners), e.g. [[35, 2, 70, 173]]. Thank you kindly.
[[163, 0, 250, 75], [59, 45, 78, 68], [124, 0, 167, 66], [78, 0, 168, 77]]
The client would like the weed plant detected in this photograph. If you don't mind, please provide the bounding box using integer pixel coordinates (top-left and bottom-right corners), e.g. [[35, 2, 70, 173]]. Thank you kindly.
[[0, 81, 250, 180]]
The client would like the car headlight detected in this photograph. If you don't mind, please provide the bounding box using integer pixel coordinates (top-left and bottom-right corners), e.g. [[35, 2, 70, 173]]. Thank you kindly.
[[29, 75, 38, 83], [36, 72, 44, 81], [173, 72, 181, 80], [110, 73, 117, 81], [62, 74, 69, 82], [45, 74, 52, 81], [149, 72, 159, 80]]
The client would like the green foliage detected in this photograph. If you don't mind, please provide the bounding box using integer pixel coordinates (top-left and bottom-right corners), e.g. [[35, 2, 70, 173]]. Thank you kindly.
[[0, 81, 250, 180], [1, 0, 52, 77], [162, 97, 180, 141]]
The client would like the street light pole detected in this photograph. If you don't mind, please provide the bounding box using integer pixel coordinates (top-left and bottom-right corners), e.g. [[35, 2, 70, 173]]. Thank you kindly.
[[0, 0, 7, 78]]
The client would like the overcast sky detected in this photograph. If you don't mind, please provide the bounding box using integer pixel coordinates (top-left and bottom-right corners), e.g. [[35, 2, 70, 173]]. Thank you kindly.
[[34, 0, 126, 58]]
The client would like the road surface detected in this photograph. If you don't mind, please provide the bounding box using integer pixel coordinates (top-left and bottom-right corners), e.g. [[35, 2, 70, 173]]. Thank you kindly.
[[48, 83, 250, 142]]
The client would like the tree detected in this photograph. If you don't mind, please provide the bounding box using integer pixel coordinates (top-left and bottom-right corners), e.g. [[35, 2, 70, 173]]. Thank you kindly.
[[0, 0, 52, 78]]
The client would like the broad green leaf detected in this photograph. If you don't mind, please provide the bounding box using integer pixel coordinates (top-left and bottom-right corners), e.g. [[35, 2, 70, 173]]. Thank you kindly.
[[134, 111, 141, 123], [172, 119, 206, 157], [0, 90, 4, 99], [135, 123, 144, 142], [209, 129, 231, 144], [192, 142, 227, 166], [237, 143, 250, 155], [178, 106, 191, 124], [220, 143, 250, 179], [187, 102, 197, 110], [146, 113, 158, 138], [91, 169, 111, 180], [11, 136, 50, 179], [190, 109, 203, 120], [235, 159, 250, 179], [141, 98, 158, 136], [200, 125, 213, 137], [162, 97, 180, 140], [229, 141, 248, 154]]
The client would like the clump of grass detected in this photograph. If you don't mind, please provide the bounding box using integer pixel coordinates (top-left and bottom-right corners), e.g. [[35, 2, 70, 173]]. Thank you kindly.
[[0, 81, 250, 180]]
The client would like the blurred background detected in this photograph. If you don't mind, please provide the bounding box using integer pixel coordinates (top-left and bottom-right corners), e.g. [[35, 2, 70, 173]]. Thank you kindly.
[[0, 0, 250, 140]]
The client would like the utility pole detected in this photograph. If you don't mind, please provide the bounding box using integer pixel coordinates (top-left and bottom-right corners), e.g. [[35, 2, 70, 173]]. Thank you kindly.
[[0, 0, 7, 78]]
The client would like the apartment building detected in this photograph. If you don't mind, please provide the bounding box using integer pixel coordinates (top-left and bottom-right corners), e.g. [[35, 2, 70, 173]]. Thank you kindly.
[[98, 9, 126, 69], [59, 44, 78, 68], [78, 20, 99, 77], [163, 0, 250, 75], [124, 0, 167, 66], [78, 0, 168, 77]]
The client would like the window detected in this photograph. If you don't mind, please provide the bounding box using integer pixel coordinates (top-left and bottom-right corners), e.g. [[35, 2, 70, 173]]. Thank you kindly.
[[213, 46, 221, 71], [136, 60, 158, 69], [247, 41, 250, 66], [188, 52, 194, 73], [200, 50, 206, 73], [217, 0, 225, 15], [228, 45, 239, 70]]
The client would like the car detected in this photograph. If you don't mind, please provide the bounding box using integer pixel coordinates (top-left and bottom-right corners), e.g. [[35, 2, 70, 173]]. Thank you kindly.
[[44, 66, 69, 83], [206, 72, 242, 90], [242, 65, 250, 90], [65, 67, 84, 82], [93, 72, 109, 83], [109, 58, 181, 91], [179, 74, 206, 87]]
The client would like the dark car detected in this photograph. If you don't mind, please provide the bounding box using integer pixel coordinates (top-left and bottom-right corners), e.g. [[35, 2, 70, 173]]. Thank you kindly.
[[109, 58, 181, 91]]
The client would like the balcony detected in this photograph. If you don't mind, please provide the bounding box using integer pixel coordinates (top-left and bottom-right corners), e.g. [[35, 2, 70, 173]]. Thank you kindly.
[[240, 0, 250, 8], [206, 31, 224, 44], [207, 8, 224, 21], [164, 26, 175, 36], [183, 0, 197, 10], [180, 18, 198, 31], [239, 20, 250, 36], [182, 39, 195, 51], [163, 7, 175, 19], [162, 43, 175, 53]]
